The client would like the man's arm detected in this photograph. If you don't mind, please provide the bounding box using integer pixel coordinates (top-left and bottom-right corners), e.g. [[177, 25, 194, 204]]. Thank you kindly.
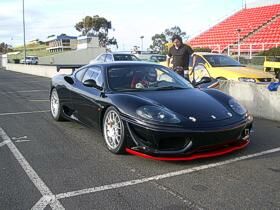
[[166, 56, 171, 67], [167, 47, 173, 67]]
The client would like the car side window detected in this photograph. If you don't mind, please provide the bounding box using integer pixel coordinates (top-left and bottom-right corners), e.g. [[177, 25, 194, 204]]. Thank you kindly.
[[82, 67, 103, 87], [105, 54, 113, 62], [194, 55, 206, 66], [82, 69, 94, 83], [75, 68, 87, 82], [91, 67, 103, 87], [192, 64, 210, 83]]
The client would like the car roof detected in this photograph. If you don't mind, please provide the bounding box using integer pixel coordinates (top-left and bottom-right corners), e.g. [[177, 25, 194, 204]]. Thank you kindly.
[[194, 52, 226, 56], [87, 61, 162, 68], [106, 52, 137, 55]]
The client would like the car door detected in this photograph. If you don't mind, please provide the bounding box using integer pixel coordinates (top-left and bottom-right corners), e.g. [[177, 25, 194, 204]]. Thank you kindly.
[[71, 66, 104, 127]]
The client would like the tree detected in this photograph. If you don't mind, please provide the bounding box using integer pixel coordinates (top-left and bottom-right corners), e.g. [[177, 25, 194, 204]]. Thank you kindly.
[[0, 42, 12, 54], [149, 33, 167, 54], [164, 26, 188, 41], [75, 15, 117, 48], [149, 26, 189, 54], [258, 47, 280, 56]]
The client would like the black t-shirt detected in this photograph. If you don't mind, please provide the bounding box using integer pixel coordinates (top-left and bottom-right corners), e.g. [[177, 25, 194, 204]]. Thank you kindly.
[[168, 44, 194, 69]]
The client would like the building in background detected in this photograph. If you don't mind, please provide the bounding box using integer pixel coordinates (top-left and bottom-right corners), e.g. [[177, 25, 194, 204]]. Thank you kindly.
[[45, 34, 77, 53], [77, 36, 99, 50]]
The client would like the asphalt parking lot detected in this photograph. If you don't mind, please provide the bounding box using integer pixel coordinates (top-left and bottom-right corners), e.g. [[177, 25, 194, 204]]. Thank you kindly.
[[0, 69, 280, 210]]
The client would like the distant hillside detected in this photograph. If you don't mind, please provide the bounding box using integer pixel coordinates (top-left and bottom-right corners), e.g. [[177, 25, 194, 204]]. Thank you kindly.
[[8, 43, 61, 63]]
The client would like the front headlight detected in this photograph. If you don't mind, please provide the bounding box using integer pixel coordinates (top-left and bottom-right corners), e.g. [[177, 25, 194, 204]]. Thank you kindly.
[[136, 105, 180, 123], [238, 77, 256, 83], [228, 98, 247, 115]]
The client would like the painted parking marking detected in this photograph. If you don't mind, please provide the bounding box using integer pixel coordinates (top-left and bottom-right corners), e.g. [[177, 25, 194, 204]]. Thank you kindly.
[[12, 136, 28, 140], [55, 147, 280, 200], [0, 110, 50, 116], [0, 127, 65, 210], [15, 139, 31, 143], [0, 81, 48, 85], [12, 136, 31, 143], [0, 90, 49, 94], [1, 120, 280, 209], [29, 100, 49, 102], [0, 140, 9, 147]]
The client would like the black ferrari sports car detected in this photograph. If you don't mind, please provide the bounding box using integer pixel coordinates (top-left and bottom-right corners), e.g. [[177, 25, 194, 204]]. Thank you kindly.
[[50, 61, 253, 160]]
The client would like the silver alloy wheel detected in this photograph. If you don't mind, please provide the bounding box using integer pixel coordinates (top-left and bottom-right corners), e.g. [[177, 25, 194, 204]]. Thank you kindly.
[[51, 89, 60, 118], [104, 110, 122, 150]]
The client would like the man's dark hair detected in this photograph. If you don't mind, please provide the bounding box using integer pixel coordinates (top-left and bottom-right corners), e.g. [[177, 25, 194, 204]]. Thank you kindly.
[[171, 35, 182, 43]]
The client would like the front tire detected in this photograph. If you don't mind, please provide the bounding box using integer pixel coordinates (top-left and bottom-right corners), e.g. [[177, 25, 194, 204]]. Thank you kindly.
[[50, 88, 64, 121], [103, 107, 126, 154]]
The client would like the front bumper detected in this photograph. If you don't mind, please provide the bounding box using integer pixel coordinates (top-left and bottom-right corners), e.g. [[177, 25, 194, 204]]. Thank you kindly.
[[124, 116, 253, 160], [126, 138, 249, 161]]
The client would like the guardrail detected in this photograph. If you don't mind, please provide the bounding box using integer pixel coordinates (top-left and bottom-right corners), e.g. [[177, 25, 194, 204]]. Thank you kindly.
[[5, 63, 84, 78], [219, 80, 280, 122], [4, 64, 280, 122]]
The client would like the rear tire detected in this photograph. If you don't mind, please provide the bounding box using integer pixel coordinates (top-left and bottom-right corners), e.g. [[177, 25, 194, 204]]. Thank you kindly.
[[103, 107, 126, 154], [50, 88, 64, 121]]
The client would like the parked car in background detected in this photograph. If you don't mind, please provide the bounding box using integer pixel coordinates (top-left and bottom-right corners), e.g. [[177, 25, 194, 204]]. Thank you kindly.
[[264, 56, 280, 80], [137, 54, 167, 63], [159, 55, 219, 88], [90, 52, 141, 64], [192, 53, 275, 83], [20, 56, 38, 64]]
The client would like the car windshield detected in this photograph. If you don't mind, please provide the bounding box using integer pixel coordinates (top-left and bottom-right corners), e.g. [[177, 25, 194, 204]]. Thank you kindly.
[[26, 56, 37, 59], [107, 65, 193, 91], [113, 54, 140, 61], [150, 55, 166, 62], [203, 55, 243, 67]]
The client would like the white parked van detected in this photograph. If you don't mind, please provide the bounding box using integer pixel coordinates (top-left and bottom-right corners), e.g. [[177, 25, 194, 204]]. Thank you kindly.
[[20, 56, 38, 64]]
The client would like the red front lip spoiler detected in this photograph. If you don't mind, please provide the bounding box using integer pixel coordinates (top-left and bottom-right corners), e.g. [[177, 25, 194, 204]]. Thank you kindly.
[[125, 139, 250, 161]]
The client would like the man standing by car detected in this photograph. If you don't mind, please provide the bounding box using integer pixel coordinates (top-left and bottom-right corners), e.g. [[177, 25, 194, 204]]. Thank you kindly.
[[167, 35, 194, 79]]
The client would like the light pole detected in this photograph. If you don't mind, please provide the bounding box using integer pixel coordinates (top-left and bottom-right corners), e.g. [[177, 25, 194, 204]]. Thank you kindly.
[[237, 28, 241, 62], [140, 36, 144, 51], [22, 0, 27, 64]]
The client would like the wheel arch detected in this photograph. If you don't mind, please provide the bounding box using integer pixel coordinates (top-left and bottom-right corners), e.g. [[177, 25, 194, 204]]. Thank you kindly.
[[216, 77, 228, 80]]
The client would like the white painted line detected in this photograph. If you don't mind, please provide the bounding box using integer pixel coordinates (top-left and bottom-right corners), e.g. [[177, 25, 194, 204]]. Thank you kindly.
[[0, 140, 9, 147], [29, 100, 49, 102], [15, 139, 31, 143], [0, 110, 50, 116], [1, 90, 48, 94], [0, 127, 64, 210], [56, 147, 280, 200], [12, 136, 27, 140], [32, 195, 66, 210]]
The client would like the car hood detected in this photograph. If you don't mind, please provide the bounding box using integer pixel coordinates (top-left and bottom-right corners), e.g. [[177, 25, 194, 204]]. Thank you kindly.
[[213, 66, 274, 78], [126, 89, 232, 122]]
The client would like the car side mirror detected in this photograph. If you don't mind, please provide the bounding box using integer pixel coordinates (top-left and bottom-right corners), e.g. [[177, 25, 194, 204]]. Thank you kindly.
[[83, 79, 103, 90], [64, 76, 74, 85], [194, 76, 212, 86]]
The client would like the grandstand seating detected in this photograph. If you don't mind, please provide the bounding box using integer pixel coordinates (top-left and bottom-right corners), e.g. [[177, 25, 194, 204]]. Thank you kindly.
[[189, 4, 280, 53]]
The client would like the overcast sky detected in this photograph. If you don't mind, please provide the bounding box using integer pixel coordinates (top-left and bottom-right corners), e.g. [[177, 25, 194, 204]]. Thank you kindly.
[[0, 0, 275, 50]]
